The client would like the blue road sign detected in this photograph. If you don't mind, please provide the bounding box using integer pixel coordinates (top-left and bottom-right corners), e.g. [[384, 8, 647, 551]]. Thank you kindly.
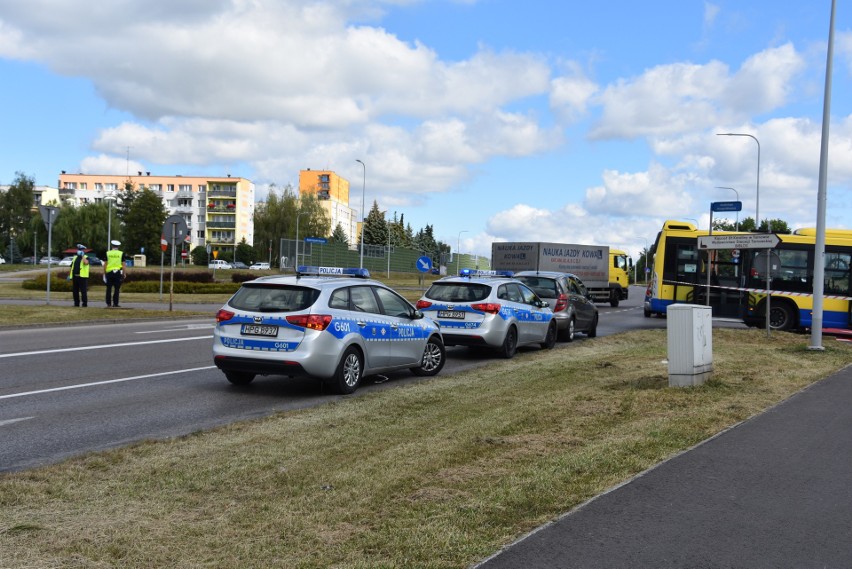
[[304, 237, 327, 244], [711, 201, 742, 212], [416, 256, 433, 273]]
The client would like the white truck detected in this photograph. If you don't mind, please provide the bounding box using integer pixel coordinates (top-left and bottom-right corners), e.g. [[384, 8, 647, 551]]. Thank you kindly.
[[491, 242, 631, 306]]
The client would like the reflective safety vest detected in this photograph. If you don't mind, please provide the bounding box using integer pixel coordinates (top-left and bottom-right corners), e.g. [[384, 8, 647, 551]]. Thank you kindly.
[[105, 249, 124, 272], [72, 255, 90, 278]]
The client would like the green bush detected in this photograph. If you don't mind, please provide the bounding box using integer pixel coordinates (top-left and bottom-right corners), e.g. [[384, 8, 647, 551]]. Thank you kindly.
[[22, 274, 238, 294]]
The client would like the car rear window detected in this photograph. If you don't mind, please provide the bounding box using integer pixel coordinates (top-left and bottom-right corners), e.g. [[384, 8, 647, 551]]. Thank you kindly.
[[229, 284, 320, 313], [425, 282, 491, 302], [514, 276, 559, 298]]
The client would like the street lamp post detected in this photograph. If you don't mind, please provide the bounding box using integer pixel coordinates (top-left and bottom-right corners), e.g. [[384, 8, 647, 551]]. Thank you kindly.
[[717, 133, 760, 230], [456, 230, 468, 275], [105, 191, 116, 250], [356, 159, 366, 269], [715, 186, 740, 231], [295, 211, 309, 268]]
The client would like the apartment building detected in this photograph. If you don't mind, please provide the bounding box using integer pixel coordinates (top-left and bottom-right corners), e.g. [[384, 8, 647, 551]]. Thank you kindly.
[[0, 185, 60, 209], [57, 172, 255, 254], [298, 169, 358, 246]]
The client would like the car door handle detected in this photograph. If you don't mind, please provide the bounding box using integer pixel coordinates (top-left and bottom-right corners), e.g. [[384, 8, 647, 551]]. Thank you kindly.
[[357, 321, 367, 327], [391, 323, 399, 330]]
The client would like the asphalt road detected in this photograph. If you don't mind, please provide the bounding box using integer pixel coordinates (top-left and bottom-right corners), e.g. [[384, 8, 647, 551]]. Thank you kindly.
[[0, 285, 709, 473]]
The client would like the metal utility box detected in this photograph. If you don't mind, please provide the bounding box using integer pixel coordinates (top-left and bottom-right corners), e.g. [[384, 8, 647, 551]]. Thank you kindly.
[[667, 304, 713, 387], [133, 254, 147, 268]]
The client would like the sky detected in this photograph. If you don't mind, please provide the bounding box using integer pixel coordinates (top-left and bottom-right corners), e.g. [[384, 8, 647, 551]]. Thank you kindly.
[[1, 0, 850, 259]]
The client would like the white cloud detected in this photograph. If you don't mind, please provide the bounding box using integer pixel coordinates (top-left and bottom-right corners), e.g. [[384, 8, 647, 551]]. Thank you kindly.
[[590, 44, 804, 140], [550, 62, 599, 123]]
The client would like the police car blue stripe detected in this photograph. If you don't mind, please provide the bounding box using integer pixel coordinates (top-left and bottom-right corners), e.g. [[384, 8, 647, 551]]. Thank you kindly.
[[219, 336, 300, 352]]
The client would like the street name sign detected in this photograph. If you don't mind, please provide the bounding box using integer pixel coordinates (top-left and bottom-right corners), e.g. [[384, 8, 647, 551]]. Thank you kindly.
[[304, 237, 327, 244], [698, 233, 780, 250], [710, 201, 742, 212]]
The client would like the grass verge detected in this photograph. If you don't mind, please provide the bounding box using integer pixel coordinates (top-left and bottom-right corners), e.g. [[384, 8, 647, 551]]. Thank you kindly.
[[0, 305, 210, 326], [1, 329, 850, 568]]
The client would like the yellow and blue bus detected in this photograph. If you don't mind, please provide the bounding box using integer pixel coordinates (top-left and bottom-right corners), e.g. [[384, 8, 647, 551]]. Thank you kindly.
[[644, 220, 852, 332]]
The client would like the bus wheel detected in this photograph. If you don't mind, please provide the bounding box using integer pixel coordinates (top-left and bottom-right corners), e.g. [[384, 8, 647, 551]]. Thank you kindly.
[[769, 302, 796, 331]]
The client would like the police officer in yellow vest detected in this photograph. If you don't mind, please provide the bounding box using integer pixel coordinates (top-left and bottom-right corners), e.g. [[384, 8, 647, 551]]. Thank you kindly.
[[70, 243, 90, 307], [105, 240, 126, 308]]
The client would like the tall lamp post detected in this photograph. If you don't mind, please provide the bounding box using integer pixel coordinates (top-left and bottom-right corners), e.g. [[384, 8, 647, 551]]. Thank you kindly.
[[715, 186, 740, 231], [717, 132, 760, 230], [356, 159, 366, 269], [456, 230, 468, 274], [105, 191, 116, 250], [295, 211, 309, 268]]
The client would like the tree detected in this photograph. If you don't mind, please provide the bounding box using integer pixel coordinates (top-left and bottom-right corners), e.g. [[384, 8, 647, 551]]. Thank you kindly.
[[362, 201, 388, 245], [191, 245, 208, 266], [115, 180, 138, 224], [122, 188, 167, 257], [712, 217, 791, 234], [252, 184, 330, 267], [330, 222, 349, 246], [1, 172, 35, 261], [235, 238, 255, 265]]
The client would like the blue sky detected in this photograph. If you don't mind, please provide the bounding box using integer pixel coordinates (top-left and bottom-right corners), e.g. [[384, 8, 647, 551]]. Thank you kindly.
[[1, 1, 849, 258]]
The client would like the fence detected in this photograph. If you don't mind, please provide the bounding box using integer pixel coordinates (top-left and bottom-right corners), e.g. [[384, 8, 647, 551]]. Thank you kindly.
[[278, 239, 490, 276]]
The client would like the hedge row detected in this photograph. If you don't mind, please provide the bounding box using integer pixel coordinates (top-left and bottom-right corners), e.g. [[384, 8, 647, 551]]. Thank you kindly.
[[22, 274, 240, 294]]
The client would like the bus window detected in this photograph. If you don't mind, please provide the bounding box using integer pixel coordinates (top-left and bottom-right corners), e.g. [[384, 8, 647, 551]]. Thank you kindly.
[[749, 249, 809, 292], [825, 252, 851, 296]]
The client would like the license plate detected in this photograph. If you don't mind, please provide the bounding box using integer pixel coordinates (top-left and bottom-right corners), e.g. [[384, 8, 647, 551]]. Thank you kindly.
[[240, 324, 279, 337], [438, 310, 465, 319]]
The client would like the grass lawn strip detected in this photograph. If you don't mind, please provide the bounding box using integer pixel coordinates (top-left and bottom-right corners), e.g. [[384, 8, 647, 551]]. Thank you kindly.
[[0, 328, 850, 568]]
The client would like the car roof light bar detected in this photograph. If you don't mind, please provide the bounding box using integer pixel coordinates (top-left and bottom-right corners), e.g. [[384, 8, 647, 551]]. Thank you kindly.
[[458, 269, 514, 278], [296, 265, 371, 278]]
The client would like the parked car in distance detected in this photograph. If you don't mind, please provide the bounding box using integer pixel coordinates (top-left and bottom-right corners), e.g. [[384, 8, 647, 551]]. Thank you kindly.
[[59, 256, 75, 266], [415, 269, 557, 359], [213, 265, 445, 393], [208, 260, 232, 269], [0, 255, 5, 265], [39, 256, 61, 265], [231, 261, 249, 269], [249, 262, 270, 270], [513, 271, 598, 342], [21, 256, 37, 265], [86, 255, 103, 266]]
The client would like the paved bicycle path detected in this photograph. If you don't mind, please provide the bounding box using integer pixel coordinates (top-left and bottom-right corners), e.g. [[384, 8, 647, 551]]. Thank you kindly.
[[475, 363, 852, 568]]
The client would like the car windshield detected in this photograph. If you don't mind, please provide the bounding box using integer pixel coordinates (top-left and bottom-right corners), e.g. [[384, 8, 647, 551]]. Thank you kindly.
[[229, 284, 321, 313], [425, 282, 491, 302], [515, 276, 559, 298]]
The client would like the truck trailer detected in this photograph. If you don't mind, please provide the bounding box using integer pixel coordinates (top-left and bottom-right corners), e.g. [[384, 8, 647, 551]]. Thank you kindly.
[[491, 242, 631, 306]]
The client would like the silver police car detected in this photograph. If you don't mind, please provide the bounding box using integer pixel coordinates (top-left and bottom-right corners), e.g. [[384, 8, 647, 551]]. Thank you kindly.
[[213, 266, 445, 394], [514, 271, 598, 341], [415, 269, 557, 358]]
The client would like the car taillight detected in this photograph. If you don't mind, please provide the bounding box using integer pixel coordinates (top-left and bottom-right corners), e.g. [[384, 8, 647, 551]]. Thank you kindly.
[[286, 314, 333, 331], [471, 302, 501, 314], [216, 309, 235, 323], [416, 300, 432, 309], [554, 293, 568, 313]]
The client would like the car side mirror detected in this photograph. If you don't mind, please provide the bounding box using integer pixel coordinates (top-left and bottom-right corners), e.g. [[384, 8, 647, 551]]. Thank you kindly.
[[412, 309, 425, 320]]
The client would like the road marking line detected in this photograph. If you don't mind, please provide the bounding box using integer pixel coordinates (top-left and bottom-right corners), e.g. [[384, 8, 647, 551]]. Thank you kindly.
[[0, 366, 218, 400], [0, 335, 212, 359], [135, 325, 214, 334], [0, 417, 34, 426]]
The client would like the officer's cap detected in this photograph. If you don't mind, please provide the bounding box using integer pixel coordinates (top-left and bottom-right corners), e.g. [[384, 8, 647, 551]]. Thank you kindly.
[[77, 243, 86, 250], [111, 240, 121, 247]]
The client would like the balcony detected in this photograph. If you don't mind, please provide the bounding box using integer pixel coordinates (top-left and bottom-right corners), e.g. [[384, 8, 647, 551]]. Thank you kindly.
[[207, 221, 236, 229], [208, 187, 237, 198], [176, 190, 194, 199], [172, 205, 194, 214]]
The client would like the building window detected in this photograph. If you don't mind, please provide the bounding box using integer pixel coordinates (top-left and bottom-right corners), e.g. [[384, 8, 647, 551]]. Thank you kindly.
[[179, 184, 191, 192], [95, 183, 103, 190], [167, 184, 175, 192], [149, 184, 161, 191], [105, 183, 118, 191], [198, 185, 206, 192], [64, 182, 77, 189], [80, 183, 87, 190]]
